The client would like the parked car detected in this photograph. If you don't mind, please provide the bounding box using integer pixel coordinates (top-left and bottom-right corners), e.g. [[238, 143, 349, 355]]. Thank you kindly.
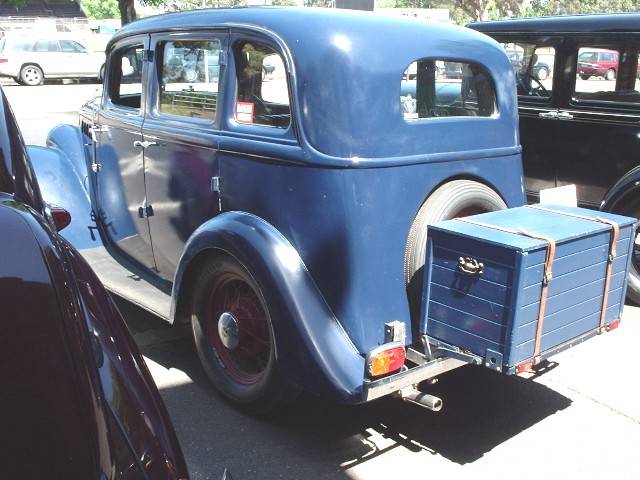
[[470, 13, 640, 303], [34, 8, 527, 413], [0, 85, 189, 478], [0, 34, 105, 85]]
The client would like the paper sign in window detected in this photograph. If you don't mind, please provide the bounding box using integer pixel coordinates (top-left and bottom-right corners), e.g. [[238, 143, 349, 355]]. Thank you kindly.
[[236, 101, 255, 123]]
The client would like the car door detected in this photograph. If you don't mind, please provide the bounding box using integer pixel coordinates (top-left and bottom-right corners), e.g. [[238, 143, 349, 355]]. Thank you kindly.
[[59, 39, 92, 75], [495, 36, 563, 202], [140, 32, 227, 280], [33, 39, 62, 75], [93, 36, 157, 270], [553, 35, 640, 207]]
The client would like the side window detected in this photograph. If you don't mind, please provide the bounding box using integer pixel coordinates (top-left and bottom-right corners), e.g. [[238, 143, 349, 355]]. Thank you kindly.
[[574, 46, 639, 103], [109, 44, 144, 110], [158, 40, 221, 121], [400, 59, 495, 120], [13, 39, 34, 52], [233, 41, 290, 128], [34, 40, 59, 52], [501, 42, 555, 99], [60, 40, 85, 53]]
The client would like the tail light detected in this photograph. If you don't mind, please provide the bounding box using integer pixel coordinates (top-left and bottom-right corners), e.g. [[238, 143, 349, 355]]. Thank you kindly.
[[0, 57, 7, 64], [366, 342, 405, 377], [606, 319, 621, 332]]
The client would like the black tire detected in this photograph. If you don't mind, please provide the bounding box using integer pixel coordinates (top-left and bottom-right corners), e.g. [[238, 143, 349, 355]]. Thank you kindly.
[[579, 74, 591, 80], [404, 180, 507, 320], [610, 197, 640, 305], [605, 68, 616, 81], [98, 64, 105, 83], [190, 254, 298, 414], [19, 64, 43, 86]]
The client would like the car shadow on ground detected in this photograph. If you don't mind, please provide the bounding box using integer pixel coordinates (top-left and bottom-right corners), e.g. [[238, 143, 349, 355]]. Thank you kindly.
[[114, 295, 572, 478]]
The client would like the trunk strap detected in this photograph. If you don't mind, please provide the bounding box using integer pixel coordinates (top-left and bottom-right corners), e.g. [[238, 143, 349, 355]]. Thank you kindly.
[[456, 217, 556, 364], [525, 205, 620, 333]]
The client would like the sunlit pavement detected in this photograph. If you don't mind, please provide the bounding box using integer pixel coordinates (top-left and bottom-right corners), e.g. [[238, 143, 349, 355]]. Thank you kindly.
[[8, 81, 640, 480]]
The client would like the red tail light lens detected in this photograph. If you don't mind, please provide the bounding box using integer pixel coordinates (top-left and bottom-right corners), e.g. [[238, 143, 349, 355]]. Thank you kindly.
[[515, 360, 534, 374], [367, 343, 405, 377], [0, 58, 8, 64], [606, 319, 621, 332], [51, 206, 71, 231]]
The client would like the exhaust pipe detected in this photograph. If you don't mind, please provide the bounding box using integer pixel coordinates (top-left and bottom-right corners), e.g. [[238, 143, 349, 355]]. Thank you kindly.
[[397, 386, 443, 412]]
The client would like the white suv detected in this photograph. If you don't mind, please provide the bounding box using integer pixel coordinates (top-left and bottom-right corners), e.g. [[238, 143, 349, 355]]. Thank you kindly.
[[0, 35, 105, 86]]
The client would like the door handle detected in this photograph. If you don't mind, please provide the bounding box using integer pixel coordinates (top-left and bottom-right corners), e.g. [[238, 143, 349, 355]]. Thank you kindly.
[[538, 111, 558, 119], [556, 111, 574, 120], [133, 140, 158, 149]]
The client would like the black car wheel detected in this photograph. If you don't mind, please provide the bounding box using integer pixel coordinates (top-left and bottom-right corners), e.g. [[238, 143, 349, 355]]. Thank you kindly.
[[20, 65, 44, 86], [579, 74, 591, 80], [612, 198, 640, 305], [190, 254, 297, 414]]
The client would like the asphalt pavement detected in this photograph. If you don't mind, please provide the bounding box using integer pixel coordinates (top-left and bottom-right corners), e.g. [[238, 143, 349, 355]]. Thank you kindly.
[[5, 81, 640, 480]]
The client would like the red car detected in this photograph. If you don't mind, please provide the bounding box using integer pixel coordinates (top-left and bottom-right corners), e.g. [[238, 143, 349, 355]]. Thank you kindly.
[[577, 48, 627, 80]]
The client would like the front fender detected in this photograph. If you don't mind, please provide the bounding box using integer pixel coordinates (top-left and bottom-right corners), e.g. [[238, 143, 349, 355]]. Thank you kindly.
[[28, 145, 100, 250], [601, 165, 640, 211], [172, 212, 366, 403]]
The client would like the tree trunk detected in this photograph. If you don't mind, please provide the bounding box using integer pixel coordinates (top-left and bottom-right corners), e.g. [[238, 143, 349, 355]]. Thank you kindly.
[[118, 0, 136, 25]]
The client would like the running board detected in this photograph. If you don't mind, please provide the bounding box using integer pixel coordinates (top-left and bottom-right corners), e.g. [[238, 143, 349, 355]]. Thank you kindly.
[[80, 246, 172, 322]]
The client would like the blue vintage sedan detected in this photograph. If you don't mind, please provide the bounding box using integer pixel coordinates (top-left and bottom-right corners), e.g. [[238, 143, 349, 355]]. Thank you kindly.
[[33, 7, 525, 413]]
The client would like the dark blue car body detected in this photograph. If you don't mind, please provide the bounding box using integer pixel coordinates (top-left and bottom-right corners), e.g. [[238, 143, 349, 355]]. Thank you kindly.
[[33, 8, 525, 406]]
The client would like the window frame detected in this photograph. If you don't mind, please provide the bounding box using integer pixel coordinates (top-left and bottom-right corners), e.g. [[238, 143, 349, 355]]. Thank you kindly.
[[400, 56, 499, 123], [223, 31, 296, 142], [103, 36, 148, 115], [569, 35, 640, 111], [149, 31, 228, 128]]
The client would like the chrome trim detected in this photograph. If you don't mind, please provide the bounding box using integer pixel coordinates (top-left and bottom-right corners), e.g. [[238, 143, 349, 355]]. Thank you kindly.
[[363, 357, 466, 402]]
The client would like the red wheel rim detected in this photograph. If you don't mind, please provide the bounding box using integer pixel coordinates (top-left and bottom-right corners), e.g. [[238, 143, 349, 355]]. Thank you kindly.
[[206, 274, 271, 385]]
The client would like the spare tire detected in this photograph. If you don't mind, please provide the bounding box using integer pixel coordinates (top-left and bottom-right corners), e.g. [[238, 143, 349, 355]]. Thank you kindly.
[[404, 180, 507, 318]]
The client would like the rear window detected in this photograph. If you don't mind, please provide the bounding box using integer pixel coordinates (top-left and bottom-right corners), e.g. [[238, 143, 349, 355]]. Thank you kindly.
[[34, 40, 59, 52], [401, 59, 495, 120], [574, 45, 640, 104], [12, 39, 34, 52]]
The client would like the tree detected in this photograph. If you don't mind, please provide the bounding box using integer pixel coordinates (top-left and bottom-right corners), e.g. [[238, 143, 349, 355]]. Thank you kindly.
[[82, 0, 120, 19]]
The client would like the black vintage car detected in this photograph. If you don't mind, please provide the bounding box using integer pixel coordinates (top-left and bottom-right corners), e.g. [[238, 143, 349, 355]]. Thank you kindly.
[[470, 13, 640, 303], [0, 85, 189, 479]]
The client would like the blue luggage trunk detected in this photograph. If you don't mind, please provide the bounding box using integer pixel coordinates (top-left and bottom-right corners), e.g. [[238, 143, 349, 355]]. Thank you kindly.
[[422, 205, 636, 373]]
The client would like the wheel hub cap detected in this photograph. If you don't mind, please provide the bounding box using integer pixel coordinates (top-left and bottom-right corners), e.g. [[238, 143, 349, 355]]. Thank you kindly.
[[218, 311, 240, 350]]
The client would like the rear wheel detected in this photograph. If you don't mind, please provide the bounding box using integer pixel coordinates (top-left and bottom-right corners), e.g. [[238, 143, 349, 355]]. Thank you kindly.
[[190, 254, 297, 414], [611, 197, 640, 305], [579, 74, 591, 80], [605, 68, 616, 81], [404, 180, 507, 322], [20, 65, 43, 86]]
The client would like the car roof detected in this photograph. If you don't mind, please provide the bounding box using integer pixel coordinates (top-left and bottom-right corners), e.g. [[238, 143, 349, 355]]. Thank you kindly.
[[469, 13, 640, 33], [110, 7, 519, 160]]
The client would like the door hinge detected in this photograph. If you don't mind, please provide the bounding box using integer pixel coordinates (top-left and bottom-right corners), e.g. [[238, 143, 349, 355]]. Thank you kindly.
[[144, 49, 154, 62], [211, 176, 221, 193], [218, 50, 226, 67], [138, 204, 154, 218]]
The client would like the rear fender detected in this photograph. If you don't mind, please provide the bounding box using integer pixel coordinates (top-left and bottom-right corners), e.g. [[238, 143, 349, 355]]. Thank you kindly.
[[172, 211, 365, 403], [601, 166, 640, 212], [28, 143, 100, 250]]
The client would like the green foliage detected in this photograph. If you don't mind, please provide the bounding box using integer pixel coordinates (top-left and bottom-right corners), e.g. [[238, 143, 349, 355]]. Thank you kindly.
[[82, 0, 120, 19], [524, 0, 639, 17]]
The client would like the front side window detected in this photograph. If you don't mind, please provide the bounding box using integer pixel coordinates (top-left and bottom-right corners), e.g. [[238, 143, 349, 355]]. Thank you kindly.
[[60, 40, 86, 53], [109, 44, 144, 109], [400, 59, 495, 120], [573, 46, 640, 104], [233, 41, 290, 128], [501, 42, 555, 99], [158, 39, 221, 121]]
